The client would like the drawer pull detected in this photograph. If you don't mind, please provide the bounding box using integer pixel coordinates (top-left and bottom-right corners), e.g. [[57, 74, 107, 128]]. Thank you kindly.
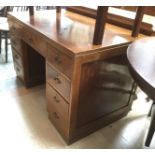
[[54, 56, 62, 64], [54, 76, 61, 84], [53, 95, 60, 103], [53, 112, 59, 119]]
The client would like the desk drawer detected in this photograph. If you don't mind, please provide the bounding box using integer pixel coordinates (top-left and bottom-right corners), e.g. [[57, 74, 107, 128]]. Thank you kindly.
[[9, 21, 22, 36], [47, 45, 73, 78], [12, 49, 23, 67], [46, 62, 71, 102], [11, 36, 22, 56], [46, 84, 68, 137], [22, 28, 47, 57], [14, 62, 24, 81]]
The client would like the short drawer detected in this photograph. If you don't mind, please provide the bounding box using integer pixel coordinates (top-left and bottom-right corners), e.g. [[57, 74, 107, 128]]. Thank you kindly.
[[47, 44, 73, 78], [11, 36, 22, 56], [46, 84, 68, 137], [46, 84, 69, 117], [46, 62, 71, 102], [48, 107, 68, 139], [12, 49, 23, 67], [9, 21, 22, 36], [22, 28, 47, 57], [14, 62, 24, 81]]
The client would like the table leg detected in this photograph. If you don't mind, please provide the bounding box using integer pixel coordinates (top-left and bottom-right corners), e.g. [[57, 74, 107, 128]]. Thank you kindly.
[[145, 104, 155, 147], [148, 101, 155, 117]]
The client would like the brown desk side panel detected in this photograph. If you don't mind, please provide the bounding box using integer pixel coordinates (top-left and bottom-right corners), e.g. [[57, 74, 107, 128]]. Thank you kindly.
[[70, 54, 135, 143]]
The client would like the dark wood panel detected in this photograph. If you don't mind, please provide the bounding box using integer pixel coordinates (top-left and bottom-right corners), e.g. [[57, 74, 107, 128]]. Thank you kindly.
[[77, 54, 134, 127], [24, 42, 45, 87]]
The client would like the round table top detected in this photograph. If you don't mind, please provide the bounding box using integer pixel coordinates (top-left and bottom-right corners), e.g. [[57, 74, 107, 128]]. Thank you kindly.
[[127, 37, 155, 100]]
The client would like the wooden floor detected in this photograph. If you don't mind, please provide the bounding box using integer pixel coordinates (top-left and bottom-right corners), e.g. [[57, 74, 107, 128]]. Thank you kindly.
[[0, 44, 155, 149]]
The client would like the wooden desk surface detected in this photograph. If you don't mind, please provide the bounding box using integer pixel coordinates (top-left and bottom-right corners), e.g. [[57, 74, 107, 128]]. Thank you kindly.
[[8, 9, 140, 55]]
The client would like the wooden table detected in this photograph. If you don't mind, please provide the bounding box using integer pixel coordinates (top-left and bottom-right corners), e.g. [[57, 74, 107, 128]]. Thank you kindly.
[[8, 9, 138, 144], [127, 37, 155, 147]]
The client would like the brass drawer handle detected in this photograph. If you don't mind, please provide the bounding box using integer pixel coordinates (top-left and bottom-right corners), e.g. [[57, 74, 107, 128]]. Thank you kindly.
[[54, 56, 62, 64], [53, 76, 61, 84], [53, 95, 60, 103], [53, 112, 59, 119]]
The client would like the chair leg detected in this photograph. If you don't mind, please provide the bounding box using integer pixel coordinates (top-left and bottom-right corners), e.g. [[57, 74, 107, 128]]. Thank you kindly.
[[145, 104, 155, 147], [5, 32, 8, 63]]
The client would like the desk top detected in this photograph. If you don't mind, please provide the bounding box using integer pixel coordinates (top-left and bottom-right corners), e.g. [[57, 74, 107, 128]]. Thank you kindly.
[[8, 9, 142, 54]]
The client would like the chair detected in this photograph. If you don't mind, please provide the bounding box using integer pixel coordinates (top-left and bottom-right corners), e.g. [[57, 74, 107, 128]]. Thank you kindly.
[[0, 6, 28, 62], [127, 37, 155, 147], [36, 6, 55, 11], [0, 6, 9, 62]]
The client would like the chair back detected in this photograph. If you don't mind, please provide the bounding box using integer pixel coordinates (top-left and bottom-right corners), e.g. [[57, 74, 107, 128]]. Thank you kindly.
[[0, 7, 10, 17], [0, 6, 15, 17]]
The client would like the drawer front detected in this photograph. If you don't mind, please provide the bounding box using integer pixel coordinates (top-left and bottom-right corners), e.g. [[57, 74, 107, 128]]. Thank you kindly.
[[12, 49, 23, 67], [46, 84, 69, 118], [46, 84, 68, 137], [11, 36, 22, 56], [9, 21, 22, 36], [22, 28, 47, 57], [48, 107, 68, 139], [46, 62, 71, 102], [14, 62, 24, 81], [47, 44, 73, 78]]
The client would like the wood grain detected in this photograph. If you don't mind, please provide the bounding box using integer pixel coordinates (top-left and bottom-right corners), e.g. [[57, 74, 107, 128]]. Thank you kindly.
[[8, 9, 139, 144]]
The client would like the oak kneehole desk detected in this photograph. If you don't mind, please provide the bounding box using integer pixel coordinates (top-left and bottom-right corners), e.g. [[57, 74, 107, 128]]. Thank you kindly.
[[8, 10, 137, 144]]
